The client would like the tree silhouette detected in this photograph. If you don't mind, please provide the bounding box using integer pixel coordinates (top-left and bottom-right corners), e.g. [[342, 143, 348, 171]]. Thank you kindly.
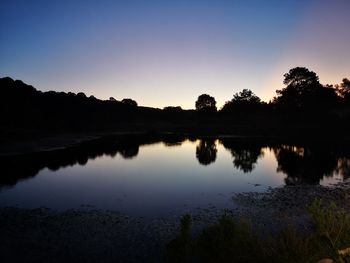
[[162, 106, 185, 120], [221, 89, 262, 114], [77, 92, 87, 99], [196, 139, 217, 165], [195, 94, 217, 113], [163, 106, 182, 111], [283, 67, 319, 87], [335, 78, 350, 103], [233, 89, 261, 103], [122, 98, 138, 107], [273, 67, 338, 112]]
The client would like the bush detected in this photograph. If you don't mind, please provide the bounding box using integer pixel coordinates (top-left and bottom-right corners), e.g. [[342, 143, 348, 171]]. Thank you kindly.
[[166, 199, 350, 263]]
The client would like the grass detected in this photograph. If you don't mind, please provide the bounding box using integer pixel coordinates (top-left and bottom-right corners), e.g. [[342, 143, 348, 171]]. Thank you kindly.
[[166, 199, 350, 263]]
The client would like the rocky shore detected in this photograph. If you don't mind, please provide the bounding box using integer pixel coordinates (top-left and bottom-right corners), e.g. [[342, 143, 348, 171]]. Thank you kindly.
[[1, 182, 350, 262]]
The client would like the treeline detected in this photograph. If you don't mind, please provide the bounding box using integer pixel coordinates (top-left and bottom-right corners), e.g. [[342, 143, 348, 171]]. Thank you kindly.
[[0, 77, 194, 131], [1, 67, 350, 135], [196, 67, 350, 119]]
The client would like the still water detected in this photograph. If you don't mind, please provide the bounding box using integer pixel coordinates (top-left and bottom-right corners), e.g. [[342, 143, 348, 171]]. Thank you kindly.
[[0, 136, 349, 217]]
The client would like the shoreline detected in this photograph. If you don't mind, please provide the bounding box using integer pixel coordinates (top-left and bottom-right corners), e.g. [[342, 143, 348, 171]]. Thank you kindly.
[[1, 182, 350, 262], [1, 130, 350, 157]]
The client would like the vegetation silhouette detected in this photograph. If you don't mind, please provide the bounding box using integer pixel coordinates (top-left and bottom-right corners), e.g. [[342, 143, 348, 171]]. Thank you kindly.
[[195, 139, 217, 165], [195, 94, 217, 112], [1, 66, 350, 137], [272, 67, 338, 113], [167, 201, 350, 263], [121, 98, 138, 107], [221, 89, 264, 115], [335, 78, 350, 103], [195, 94, 217, 119]]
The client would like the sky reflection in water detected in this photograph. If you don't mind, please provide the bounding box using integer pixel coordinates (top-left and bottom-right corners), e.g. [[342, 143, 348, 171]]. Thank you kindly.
[[0, 139, 348, 217]]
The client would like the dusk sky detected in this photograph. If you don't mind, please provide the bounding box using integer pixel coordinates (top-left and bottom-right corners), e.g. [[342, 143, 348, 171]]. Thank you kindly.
[[1, 0, 349, 109]]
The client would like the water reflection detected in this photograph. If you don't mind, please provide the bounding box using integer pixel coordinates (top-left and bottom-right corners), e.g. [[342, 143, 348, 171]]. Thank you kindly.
[[0, 134, 187, 188], [273, 145, 338, 185], [220, 139, 264, 173], [1, 135, 350, 191], [196, 139, 217, 166]]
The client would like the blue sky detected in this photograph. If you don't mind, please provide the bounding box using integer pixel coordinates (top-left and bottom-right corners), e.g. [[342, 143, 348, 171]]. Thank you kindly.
[[1, 0, 349, 108]]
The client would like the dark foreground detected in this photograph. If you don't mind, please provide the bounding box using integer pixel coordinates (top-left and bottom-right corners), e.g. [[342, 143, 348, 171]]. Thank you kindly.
[[1, 183, 350, 263]]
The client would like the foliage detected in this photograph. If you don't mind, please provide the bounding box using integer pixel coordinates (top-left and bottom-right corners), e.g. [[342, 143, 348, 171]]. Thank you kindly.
[[1, 65, 350, 133], [307, 199, 350, 262], [195, 94, 217, 113], [167, 199, 350, 263], [273, 67, 338, 112], [163, 106, 182, 111], [166, 214, 193, 263], [283, 67, 319, 87], [121, 98, 138, 107], [0, 77, 143, 130], [233, 89, 261, 103], [221, 89, 262, 114], [335, 78, 350, 103], [195, 214, 260, 263]]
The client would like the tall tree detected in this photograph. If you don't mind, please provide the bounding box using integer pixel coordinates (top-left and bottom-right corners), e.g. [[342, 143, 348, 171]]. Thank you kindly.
[[273, 67, 337, 111]]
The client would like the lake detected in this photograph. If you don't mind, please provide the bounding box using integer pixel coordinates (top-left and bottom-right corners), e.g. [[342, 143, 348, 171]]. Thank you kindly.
[[1, 135, 349, 217]]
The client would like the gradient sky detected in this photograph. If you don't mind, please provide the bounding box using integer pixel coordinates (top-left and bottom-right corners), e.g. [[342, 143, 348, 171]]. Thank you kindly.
[[1, 0, 349, 109]]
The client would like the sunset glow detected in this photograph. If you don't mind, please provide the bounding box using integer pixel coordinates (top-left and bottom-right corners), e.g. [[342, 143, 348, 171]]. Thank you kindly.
[[1, 0, 349, 108]]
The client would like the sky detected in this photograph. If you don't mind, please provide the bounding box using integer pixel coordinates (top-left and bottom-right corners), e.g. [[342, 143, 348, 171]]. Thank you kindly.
[[1, 0, 349, 109]]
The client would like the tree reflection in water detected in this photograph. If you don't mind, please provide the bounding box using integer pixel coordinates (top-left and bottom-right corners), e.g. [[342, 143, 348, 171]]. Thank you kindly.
[[2, 136, 350, 190], [220, 139, 264, 173], [273, 145, 338, 185], [230, 147, 264, 173], [196, 139, 217, 166]]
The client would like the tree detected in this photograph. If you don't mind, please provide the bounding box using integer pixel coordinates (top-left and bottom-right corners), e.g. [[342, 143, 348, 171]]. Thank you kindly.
[[77, 92, 87, 99], [163, 106, 182, 111], [232, 89, 261, 103], [109, 97, 117, 102], [221, 89, 261, 114], [335, 78, 350, 101], [273, 67, 337, 111], [121, 98, 138, 107], [282, 67, 319, 88], [195, 94, 217, 112]]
